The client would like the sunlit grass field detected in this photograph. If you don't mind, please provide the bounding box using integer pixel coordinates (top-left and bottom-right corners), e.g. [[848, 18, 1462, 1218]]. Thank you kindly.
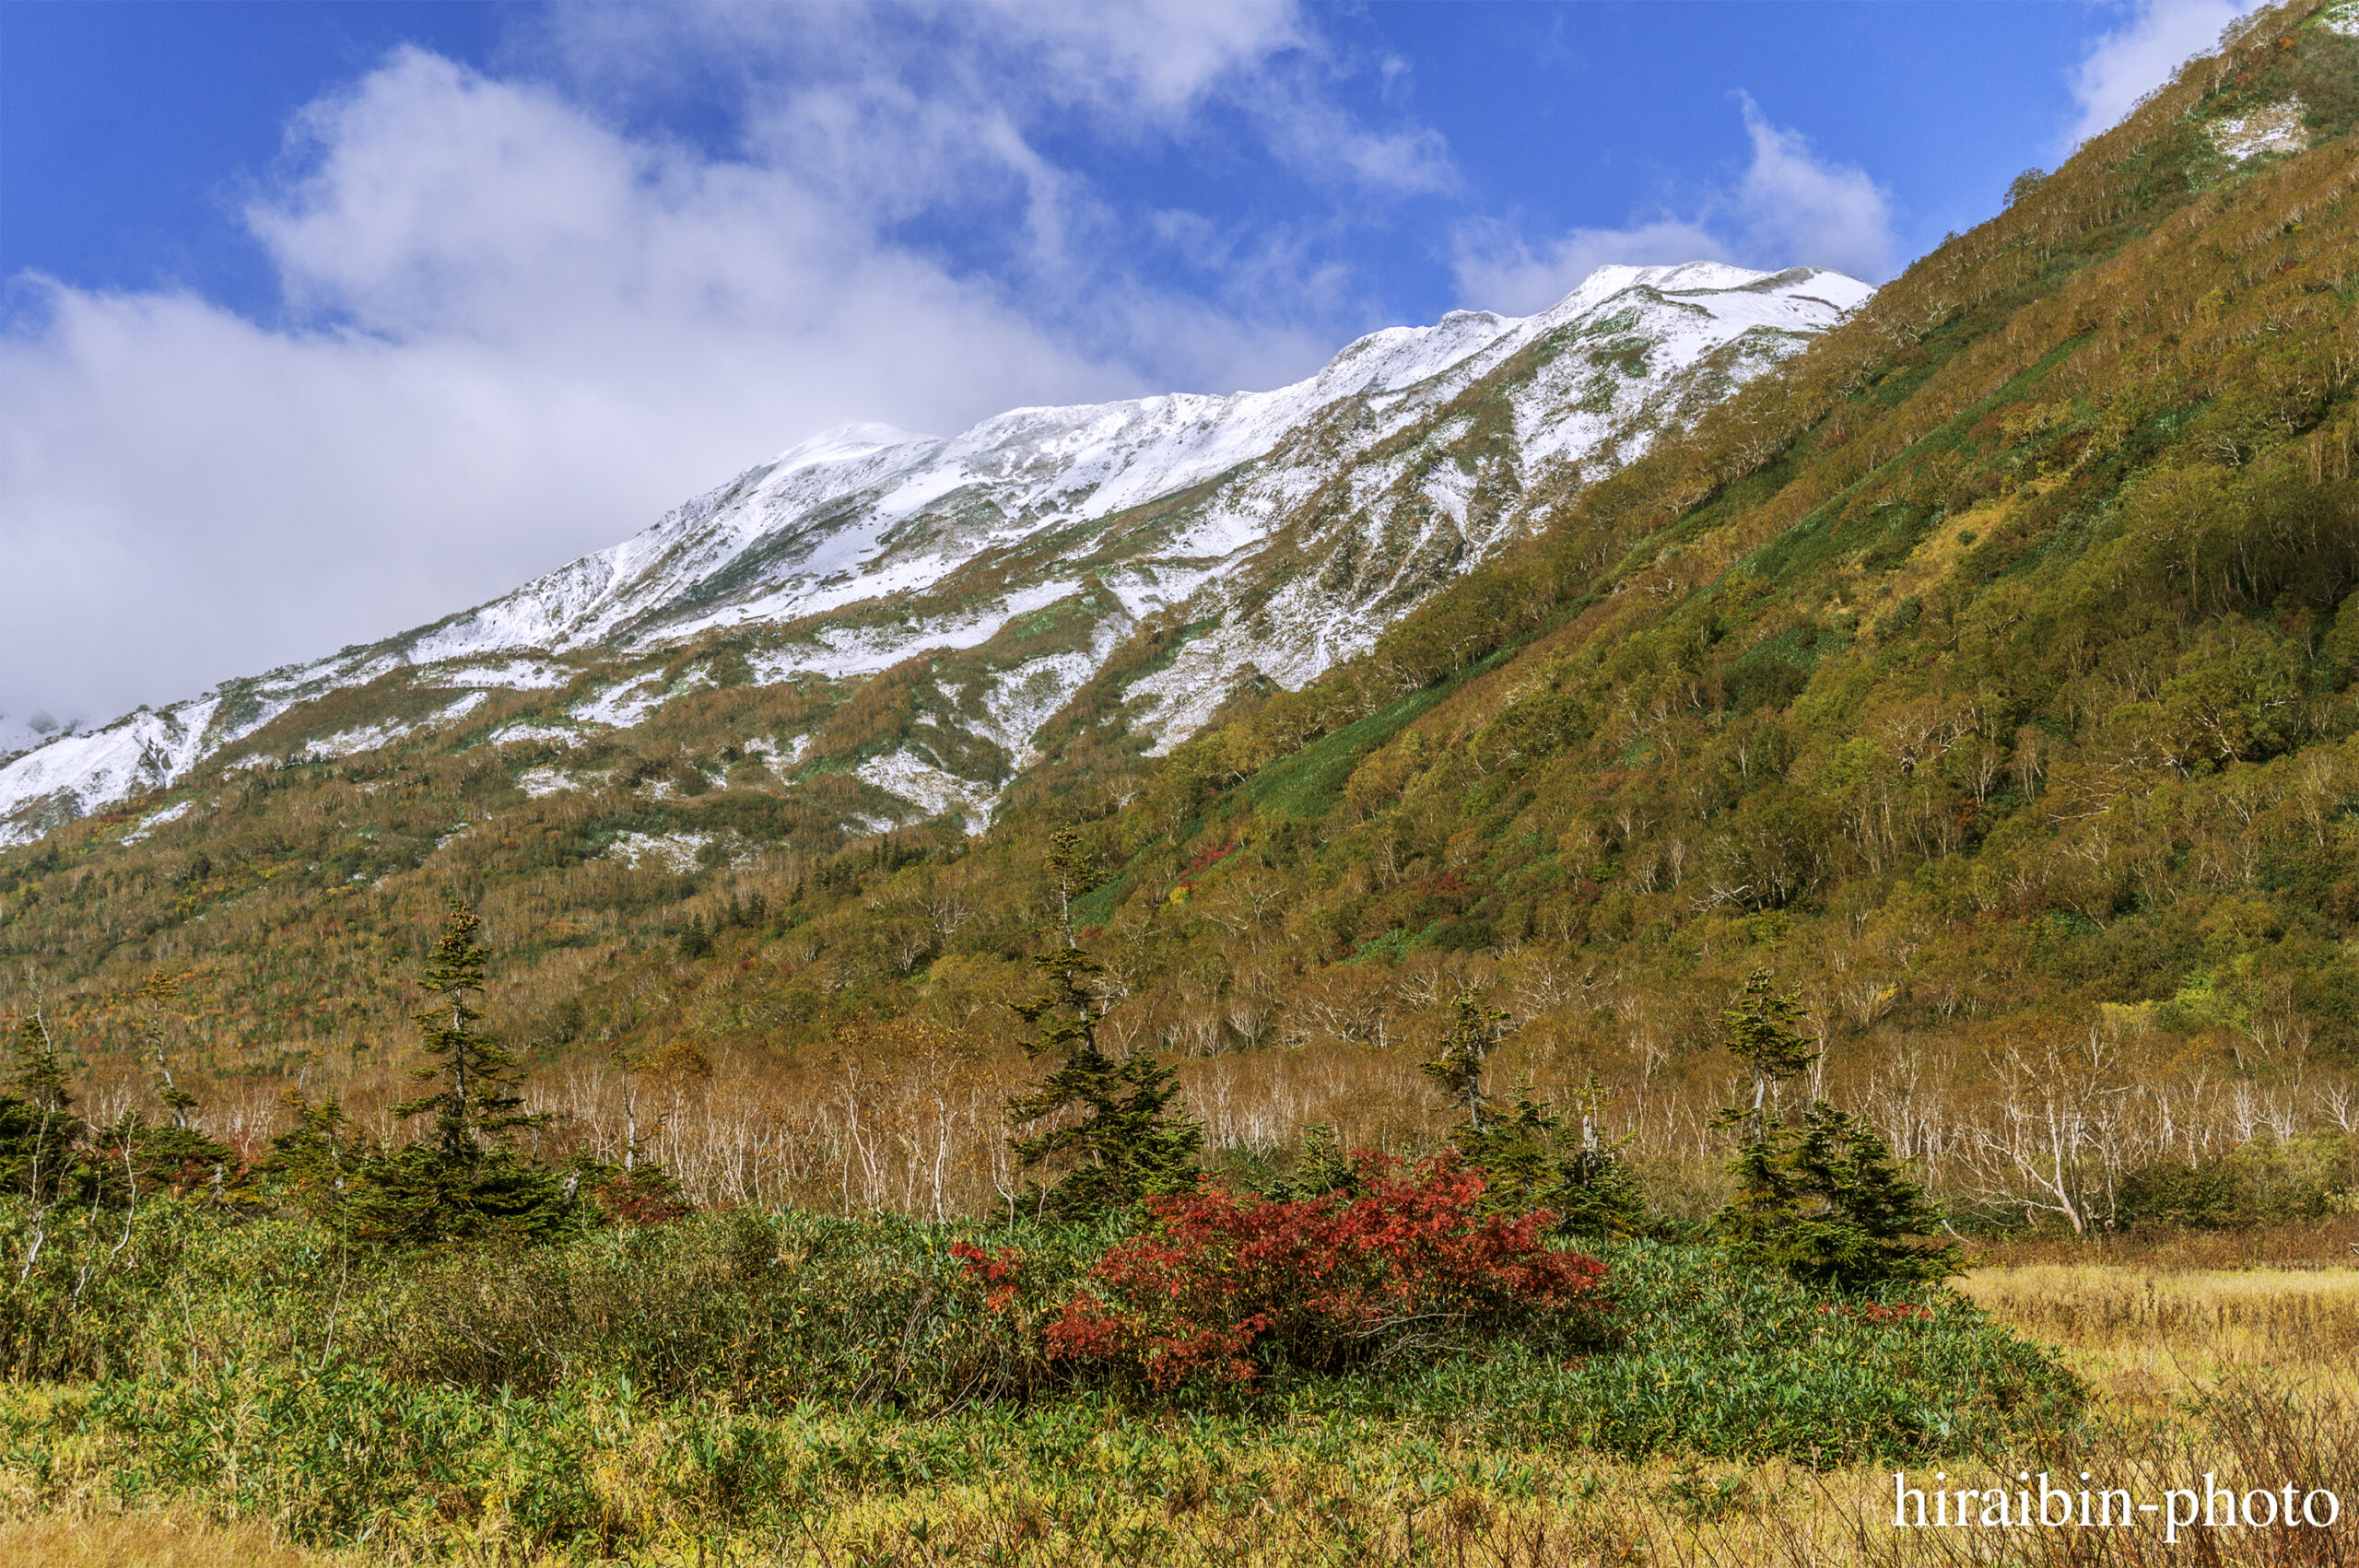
[[1, 1214, 2354, 1566]]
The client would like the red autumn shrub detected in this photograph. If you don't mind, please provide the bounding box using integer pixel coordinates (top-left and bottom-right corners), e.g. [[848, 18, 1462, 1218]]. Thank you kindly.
[[949, 1240, 1023, 1313], [1039, 1153, 1610, 1389], [590, 1165, 693, 1227]]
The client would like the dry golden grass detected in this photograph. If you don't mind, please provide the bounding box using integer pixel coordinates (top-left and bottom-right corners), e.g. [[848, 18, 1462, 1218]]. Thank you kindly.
[[0, 1506, 353, 1568], [11, 1235, 2359, 1565], [1970, 1217, 2359, 1274], [1961, 1263, 2359, 1401]]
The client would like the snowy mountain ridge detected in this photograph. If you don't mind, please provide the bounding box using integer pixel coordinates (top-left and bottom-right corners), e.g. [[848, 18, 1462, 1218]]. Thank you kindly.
[[1, 262, 1870, 847]]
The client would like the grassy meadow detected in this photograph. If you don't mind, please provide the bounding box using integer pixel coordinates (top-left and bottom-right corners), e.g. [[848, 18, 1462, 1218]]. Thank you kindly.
[[0, 1205, 2353, 1566]]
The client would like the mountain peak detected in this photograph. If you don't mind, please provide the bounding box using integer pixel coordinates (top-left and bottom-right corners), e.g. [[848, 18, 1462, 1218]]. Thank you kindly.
[[773, 422, 936, 471], [0, 263, 1868, 845]]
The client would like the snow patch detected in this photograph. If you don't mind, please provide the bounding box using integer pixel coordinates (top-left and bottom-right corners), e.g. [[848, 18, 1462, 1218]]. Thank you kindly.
[[421, 660, 570, 690], [2212, 101, 2308, 160], [571, 676, 669, 728], [604, 831, 715, 872], [856, 752, 997, 828], [491, 722, 581, 745], [121, 800, 194, 845], [310, 692, 488, 759]]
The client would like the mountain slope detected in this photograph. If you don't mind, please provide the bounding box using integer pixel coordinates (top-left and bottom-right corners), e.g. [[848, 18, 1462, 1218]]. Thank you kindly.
[[4, 0, 2353, 1229], [0, 263, 1865, 846]]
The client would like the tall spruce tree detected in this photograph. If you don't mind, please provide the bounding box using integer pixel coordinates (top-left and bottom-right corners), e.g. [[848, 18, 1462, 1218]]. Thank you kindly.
[[1709, 970, 1954, 1289], [1709, 969, 1821, 1260], [1546, 1074, 1650, 1239], [363, 895, 570, 1243], [1, 1010, 81, 1205], [261, 1090, 370, 1223], [393, 895, 538, 1156], [1004, 945, 1201, 1220], [104, 972, 234, 1202], [1763, 1103, 1960, 1290], [1421, 990, 1509, 1129], [1429, 992, 1649, 1237], [1713, 969, 1820, 1148], [1044, 826, 1094, 946]]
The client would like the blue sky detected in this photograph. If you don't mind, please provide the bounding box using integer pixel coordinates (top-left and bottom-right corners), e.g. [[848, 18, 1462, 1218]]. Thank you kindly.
[[0, 0, 2260, 731]]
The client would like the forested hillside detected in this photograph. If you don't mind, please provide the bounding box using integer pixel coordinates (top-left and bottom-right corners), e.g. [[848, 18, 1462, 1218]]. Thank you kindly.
[[7, 0, 2359, 1232]]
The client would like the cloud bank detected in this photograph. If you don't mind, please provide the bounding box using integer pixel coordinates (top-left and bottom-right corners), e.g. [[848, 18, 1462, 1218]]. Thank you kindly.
[[1451, 96, 1899, 316], [1, 5, 1413, 733], [2063, 0, 2268, 152]]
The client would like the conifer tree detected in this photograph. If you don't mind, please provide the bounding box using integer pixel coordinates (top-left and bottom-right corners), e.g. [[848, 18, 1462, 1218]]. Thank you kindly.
[[1709, 969, 1821, 1261], [1005, 946, 1201, 1220], [136, 974, 200, 1130], [1449, 1071, 1649, 1236], [262, 1090, 369, 1222], [6, 1010, 71, 1115], [93, 973, 234, 1202], [1712, 969, 1819, 1148], [1263, 1122, 1361, 1202], [1423, 992, 1648, 1235], [393, 895, 538, 1158], [363, 895, 570, 1244], [1044, 826, 1094, 945], [1773, 1103, 1958, 1289], [1708, 971, 1954, 1289], [1547, 1075, 1650, 1239], [1421, 989, 1509, 1129], [1, 1009, 81, 1204]]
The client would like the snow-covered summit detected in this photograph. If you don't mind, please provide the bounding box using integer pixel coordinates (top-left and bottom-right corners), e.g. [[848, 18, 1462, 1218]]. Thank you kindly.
[[0, 263, 1870, 845]]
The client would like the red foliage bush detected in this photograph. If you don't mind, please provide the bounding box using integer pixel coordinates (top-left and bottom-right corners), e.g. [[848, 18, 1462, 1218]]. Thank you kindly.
[[1038, 1153, 1610, 1389], [949, 1240, 1023, 1312], [590, 1166, 692, 1227]]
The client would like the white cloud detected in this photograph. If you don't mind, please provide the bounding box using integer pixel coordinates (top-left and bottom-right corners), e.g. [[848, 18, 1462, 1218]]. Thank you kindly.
[[2063, 0, 2266, 151], [1450, 98, 1896, 316], [0, 51, 1135, 728], [1450, 217, 1735, 320], [1, 9, 1434, 729], [1727, 97, 1896, 283]]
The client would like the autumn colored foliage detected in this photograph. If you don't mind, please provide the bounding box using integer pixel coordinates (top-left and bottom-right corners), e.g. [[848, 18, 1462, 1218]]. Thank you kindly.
[[1021, 1153, 1608, 1388]]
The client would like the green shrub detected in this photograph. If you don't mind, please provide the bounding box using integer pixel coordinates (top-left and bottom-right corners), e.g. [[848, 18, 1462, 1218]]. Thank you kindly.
[[2116, 1132, 2359, 1229]]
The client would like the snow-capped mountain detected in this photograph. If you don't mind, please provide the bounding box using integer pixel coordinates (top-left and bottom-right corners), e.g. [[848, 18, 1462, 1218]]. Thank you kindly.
[[0, 263, 1870, 846]]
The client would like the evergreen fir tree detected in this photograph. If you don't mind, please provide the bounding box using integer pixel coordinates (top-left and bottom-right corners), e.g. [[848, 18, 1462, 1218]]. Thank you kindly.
[[1750, 1102, 1959, 1290], [1424, 992, 1649, 1236], [261, 1090, 370, 1222], [1262, 1122, 1361, 1202], [393, 895, 539, 1158], [1711, 969, 1819, 1148], [1549, 1075, 1650, 1240], [1005, 946, 1202, 1220], [1708, 971, 1955, 1289], [86, 1110, 235, 1206], [1044, 826, 1094, 945], [1454, 1088, 1565, 1208], [0, 1010, 82, 1204], [1454, 1075, 1650, 1238], [135, 973, 200, 1129], [6, 1010, 71, 1115], [364, 895, 571, 1244], [1421, 990, 1509, 1129]]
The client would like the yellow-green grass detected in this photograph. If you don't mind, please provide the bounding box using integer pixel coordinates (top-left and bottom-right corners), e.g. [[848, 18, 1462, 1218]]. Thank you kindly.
[[8, 1253, 2359, 1566]]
